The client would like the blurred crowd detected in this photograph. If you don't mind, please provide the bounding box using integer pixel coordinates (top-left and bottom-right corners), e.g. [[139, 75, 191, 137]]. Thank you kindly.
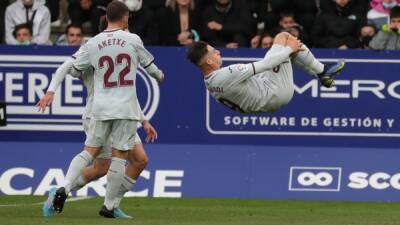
[[1, 0, 400, 50]]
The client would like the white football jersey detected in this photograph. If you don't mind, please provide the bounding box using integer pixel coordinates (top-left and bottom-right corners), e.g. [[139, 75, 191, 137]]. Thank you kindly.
[[72, 29, 154, 120], [80, 67, 94, 119], [205, 63, 282, 113], [80, 70, 146, 121]]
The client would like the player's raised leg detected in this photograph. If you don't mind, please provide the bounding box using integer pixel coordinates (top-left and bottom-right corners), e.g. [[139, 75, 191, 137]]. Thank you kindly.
[[288, 33, 345, 87], [69, 158, 110, 192], [257, 32, 297, 111]]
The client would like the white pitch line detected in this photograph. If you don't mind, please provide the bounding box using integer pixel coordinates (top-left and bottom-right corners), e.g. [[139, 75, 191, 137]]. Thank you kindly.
[[0, 196, 92, 207]]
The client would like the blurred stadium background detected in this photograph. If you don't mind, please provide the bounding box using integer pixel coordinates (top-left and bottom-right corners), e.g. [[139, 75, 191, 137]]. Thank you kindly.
[[1, 0, 400, 224]]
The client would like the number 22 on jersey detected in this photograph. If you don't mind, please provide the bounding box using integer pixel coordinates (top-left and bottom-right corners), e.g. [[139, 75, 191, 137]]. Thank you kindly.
[[99, 53, 134, 88]]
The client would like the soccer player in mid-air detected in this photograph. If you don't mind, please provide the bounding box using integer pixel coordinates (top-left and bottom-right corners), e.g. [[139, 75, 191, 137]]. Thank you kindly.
[[41, 0, 164, 218], [186, 32, 345, 113]]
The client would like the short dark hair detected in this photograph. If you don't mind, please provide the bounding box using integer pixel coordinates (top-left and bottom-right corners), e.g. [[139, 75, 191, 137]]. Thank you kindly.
[[106, 0, 129, 23], [186, 41, 209, 66], [13, 23, 32, 38], [261, 32, 273, 39], [65, 24, 82, 35], [390, 6, 400, 19], [280, 12, 294, 20]]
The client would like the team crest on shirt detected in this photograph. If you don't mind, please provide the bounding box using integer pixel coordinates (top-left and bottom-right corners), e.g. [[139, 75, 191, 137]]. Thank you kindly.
[[235, 64, 249, 72]]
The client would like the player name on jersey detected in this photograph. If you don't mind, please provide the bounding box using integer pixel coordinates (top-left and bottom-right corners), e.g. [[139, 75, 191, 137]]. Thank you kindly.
[[97, 38, 127, 51]]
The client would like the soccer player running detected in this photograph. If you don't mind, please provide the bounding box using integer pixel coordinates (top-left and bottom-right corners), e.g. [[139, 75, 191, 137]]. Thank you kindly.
[[43, 1, 164, 218], [187, 32, 345, 113], [37, 50, 157, 218]]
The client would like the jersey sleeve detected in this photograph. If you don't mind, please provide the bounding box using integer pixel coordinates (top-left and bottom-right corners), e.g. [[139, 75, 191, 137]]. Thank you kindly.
[[71, 44, 91, 74], [47, 58, 74, 92], [133, 35, 155, 68], [221, 63, 256, 87]]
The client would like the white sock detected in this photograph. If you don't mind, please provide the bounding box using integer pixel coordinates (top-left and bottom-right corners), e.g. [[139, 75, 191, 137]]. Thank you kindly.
[[292, 45, 324, 77], [104, 157, 126, 210], [114, 175, 136, 208], [70, 174, 88, 192], [63, 151, 93, 194]]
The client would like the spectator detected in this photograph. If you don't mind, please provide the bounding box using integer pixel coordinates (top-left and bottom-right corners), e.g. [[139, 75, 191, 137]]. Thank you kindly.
[[252, 12, 310, 47], [202, 0, 253, 48], [260, 33, 274, 48], [320, 0, 369, 15], [125, 0, 159, 45], [368, 0, 400, 30], [360, 24, 376, 49], [251, 32, 273, 48], [45, 0, 60, 22], [312, 0, 366, 49], [0, 0, 9, 44], [283, 25, 301, 38], [194, 0, 213, 12], [259, 0, 290, 34], [370, 6, 400, 50], [143, 0, 165, 11], [13, 23, 33, 45], [5, 0, 51, 45], [277, 12, 311, 45], [158, 0, 200, 46], [67, 0, 111, 36], [255, 1, 318, 38], [55, 24, 83, 46]]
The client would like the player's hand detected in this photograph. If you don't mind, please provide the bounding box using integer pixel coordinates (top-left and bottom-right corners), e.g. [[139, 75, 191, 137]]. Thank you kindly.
[[226, 42, 239, 48], [36, 91, 54, 113], [143, 120, 158, 143], [208, 21, 222, 31], [180, 38, 193, 46], [157, 70, 165, 85], [338, 44, 348, 50], [286, 36, 303, 53], [177, 31, 191, 42]]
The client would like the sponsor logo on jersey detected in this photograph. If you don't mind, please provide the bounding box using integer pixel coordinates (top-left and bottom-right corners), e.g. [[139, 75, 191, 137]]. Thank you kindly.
[[235, 64, 249, 73]]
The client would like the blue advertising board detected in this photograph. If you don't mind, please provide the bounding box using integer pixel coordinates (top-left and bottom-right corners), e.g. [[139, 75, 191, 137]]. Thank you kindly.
[[0, 46, 400, 201], [0, 46, 399, 147], [1, 142, 400, 201]]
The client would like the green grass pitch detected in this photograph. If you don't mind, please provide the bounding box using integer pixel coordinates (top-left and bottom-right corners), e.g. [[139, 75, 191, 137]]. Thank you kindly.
[[0, 196, 400, 225]]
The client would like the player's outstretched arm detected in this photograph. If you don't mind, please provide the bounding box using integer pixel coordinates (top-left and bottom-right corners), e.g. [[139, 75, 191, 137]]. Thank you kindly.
[[36, 59, 74, 112], [252, 46, 293, 74], [252, 32, 303, 74]]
